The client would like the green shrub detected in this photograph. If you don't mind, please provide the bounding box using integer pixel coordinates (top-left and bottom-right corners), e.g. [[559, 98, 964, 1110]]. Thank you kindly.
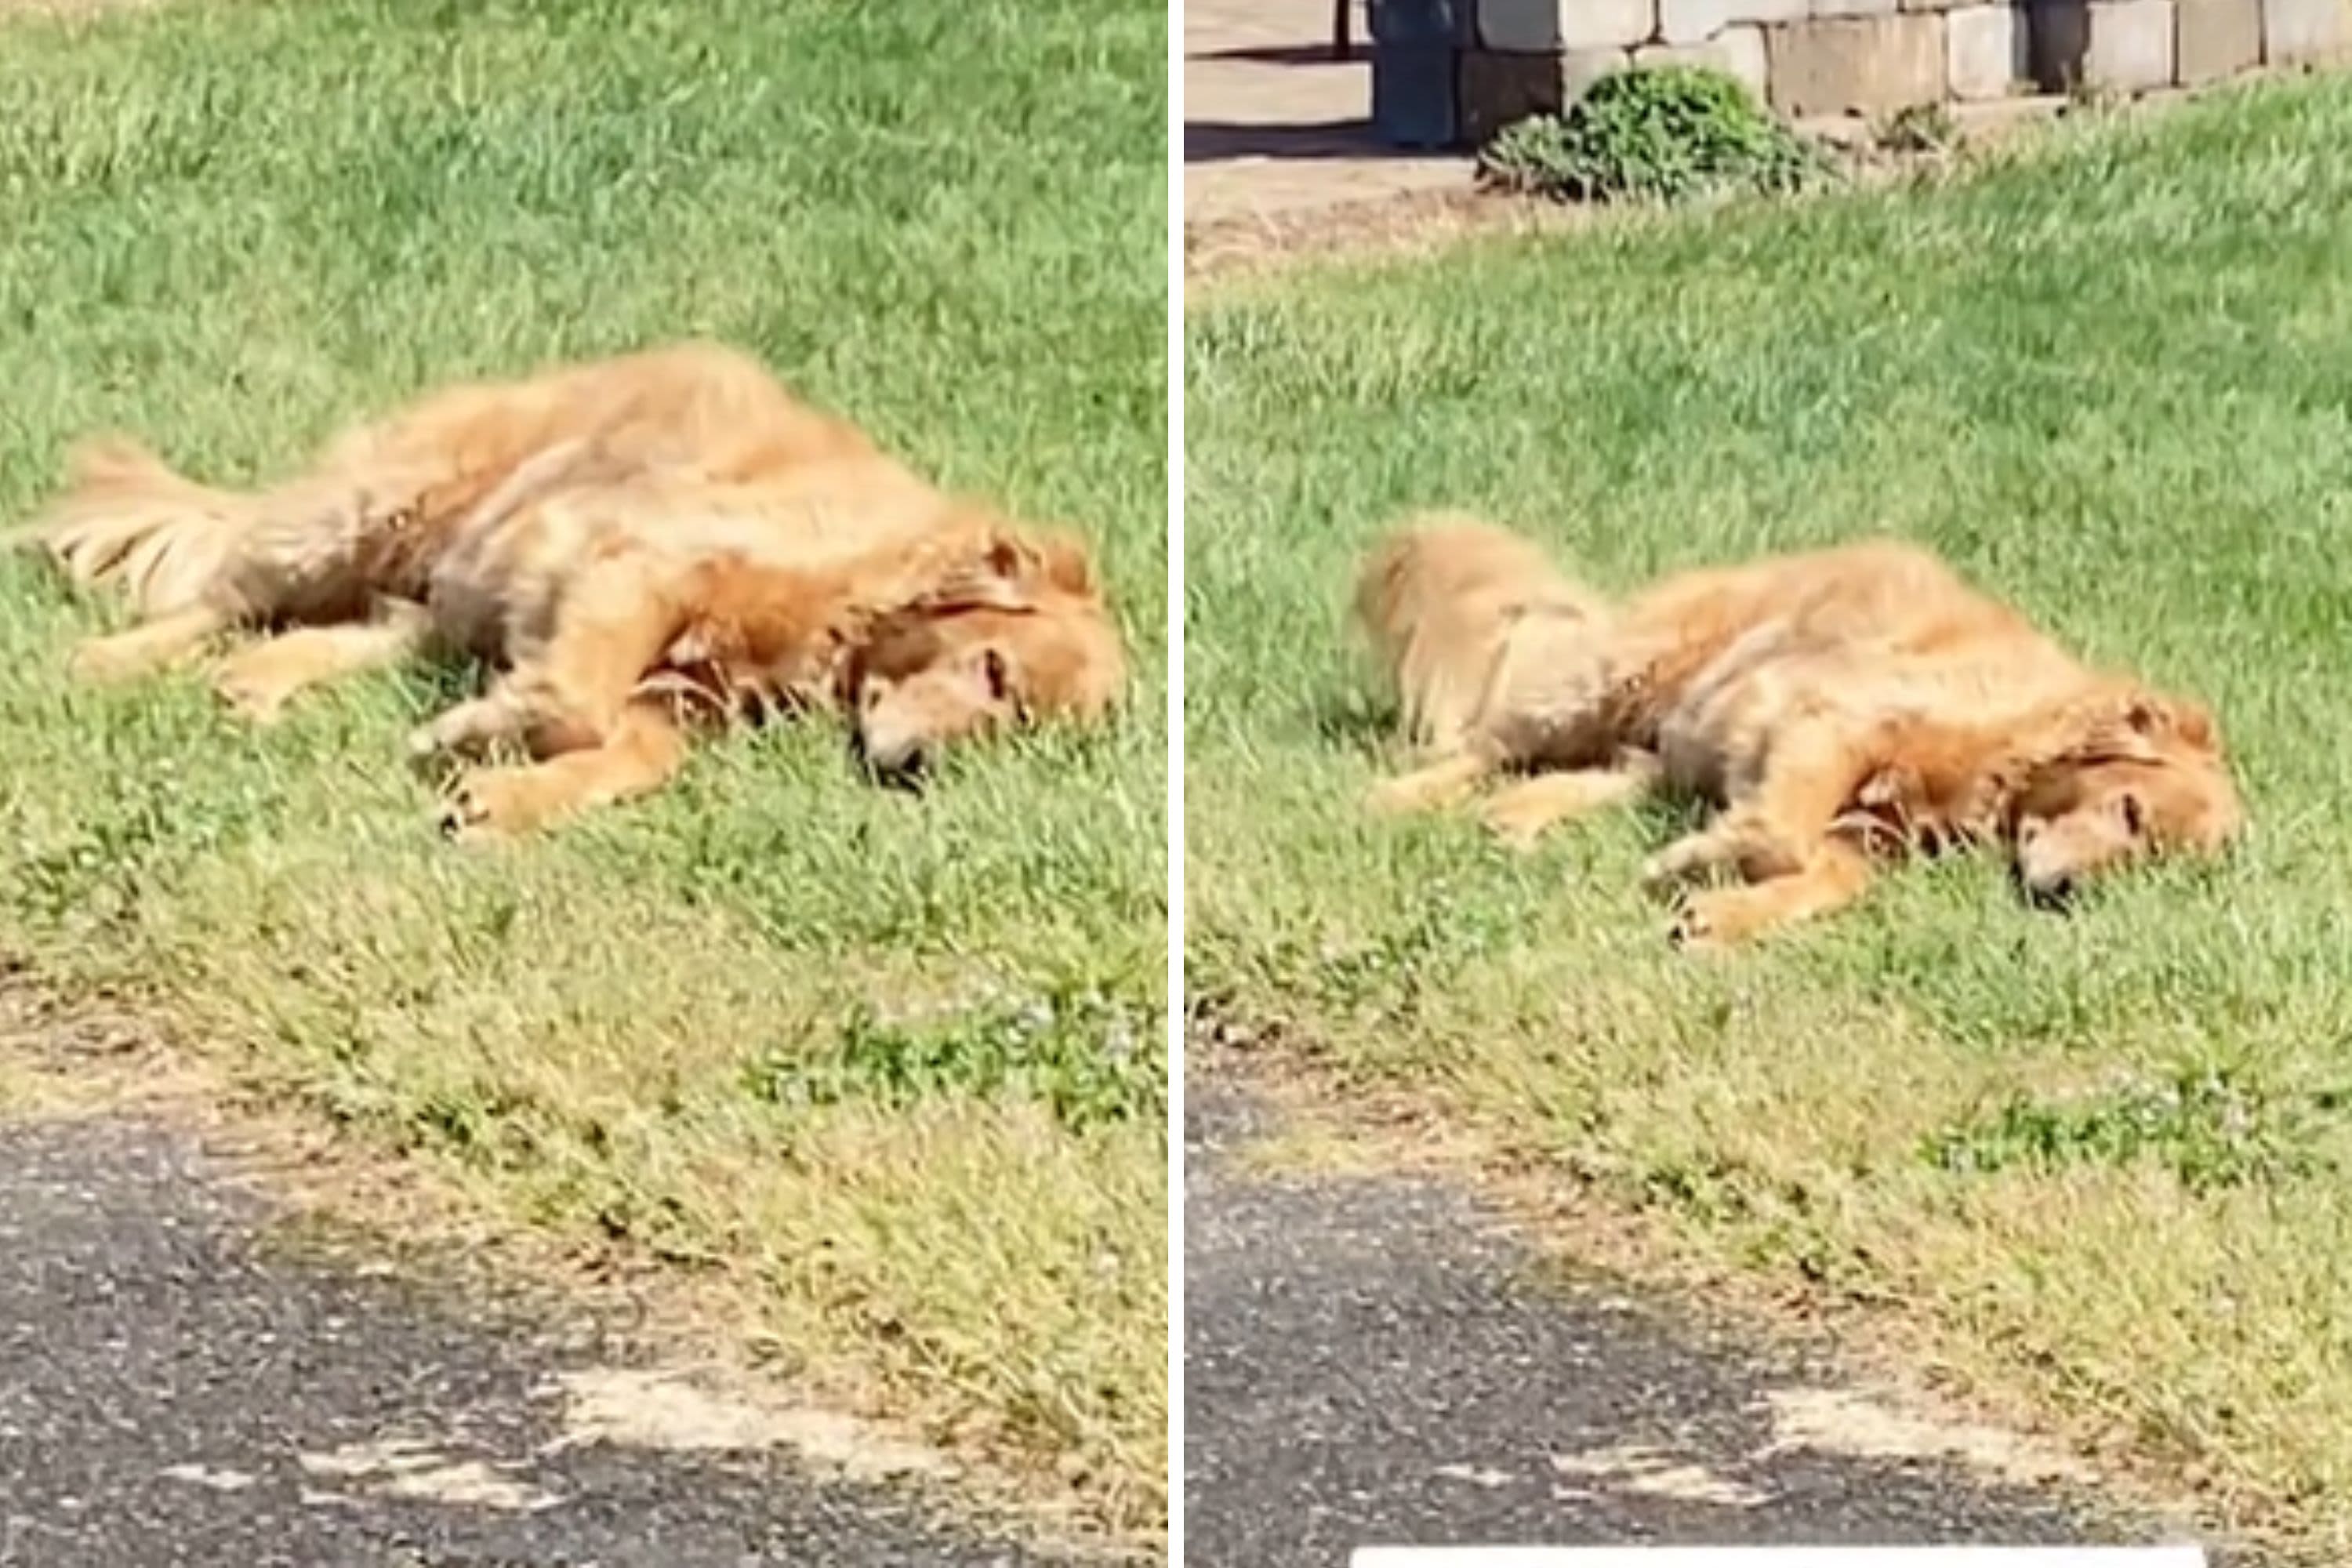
[[1479, 65, 1834, 204]]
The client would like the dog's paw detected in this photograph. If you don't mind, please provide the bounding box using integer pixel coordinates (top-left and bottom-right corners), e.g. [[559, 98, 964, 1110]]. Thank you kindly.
[[211, 665, 292, 724], [1363, 776, 1429, 816], [1478, 793, 1555, 851], [1639, 841, 1711, 898], [405, 721, 452, 767], [1667, 886, 1777, 951], [65, 636, 152, 686], [438, 767, 554, 843]]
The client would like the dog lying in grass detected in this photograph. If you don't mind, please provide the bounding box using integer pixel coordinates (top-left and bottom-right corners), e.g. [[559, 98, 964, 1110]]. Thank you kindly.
[[1357, 520, 2244, 946], [14, 343, 1127, 838]]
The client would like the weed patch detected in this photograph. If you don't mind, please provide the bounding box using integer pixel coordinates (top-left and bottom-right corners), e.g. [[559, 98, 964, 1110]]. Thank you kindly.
[[1479, 66, 1834, 203]]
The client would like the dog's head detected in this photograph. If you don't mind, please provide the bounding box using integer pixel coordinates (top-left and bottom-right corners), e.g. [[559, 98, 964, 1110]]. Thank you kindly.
[[2007, 685, 2243, 906], [845, 525, 1126, 785]]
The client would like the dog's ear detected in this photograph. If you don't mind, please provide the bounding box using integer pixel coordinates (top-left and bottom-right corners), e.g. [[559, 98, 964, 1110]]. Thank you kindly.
[[2057, 686, 2221, 765], [911, 524, 1098, 615], [2120, 691, 2218, 753], [1024, 528, 1101, 597], [974, 526, 1098, 597]]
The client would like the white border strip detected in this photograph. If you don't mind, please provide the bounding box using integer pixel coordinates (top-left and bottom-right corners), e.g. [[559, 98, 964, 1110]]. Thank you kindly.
[[1353, 1552, 2206, 1567], [1163, 0, 1188, 1558]]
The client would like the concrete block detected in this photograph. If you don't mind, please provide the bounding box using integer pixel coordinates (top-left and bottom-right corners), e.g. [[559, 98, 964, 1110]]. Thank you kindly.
[[2029, 0, 2174, 89], [1714, 20, 1774, 85], [1766, 13, 1946, 111], [1455, 45, 1637, 142], [2176, 0, 2259, 80], [1658, 0, 1728, 42], [1660, 0, 1814, 39], [1559, 0, 1661, 48], [1564, 45, 1637, 96], [1477, 0, 1560, 48], [1816, 0, 1900, 18], [1901, 0, 1967, 13], [1947, 5, 2027, 95], [2262, 0, 2350, 63], [1459, 49, 1569, 142], [1631, 27, 1770, 89]]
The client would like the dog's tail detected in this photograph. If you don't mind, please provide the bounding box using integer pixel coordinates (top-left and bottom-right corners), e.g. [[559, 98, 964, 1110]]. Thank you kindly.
[[13, 434, 512, 628], [13, 438, 263, 619], [1352, 512, 1609, 753]]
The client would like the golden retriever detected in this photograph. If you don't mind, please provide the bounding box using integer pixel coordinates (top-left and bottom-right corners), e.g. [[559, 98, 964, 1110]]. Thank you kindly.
[[13, 343, 1127, 837], [1356, 521, 2243, 946]]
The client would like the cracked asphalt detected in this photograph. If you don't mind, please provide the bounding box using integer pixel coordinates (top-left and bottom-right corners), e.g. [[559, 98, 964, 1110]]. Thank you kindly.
[[0, 1114, 1059, 1568], [1182, 1086, 2214, 1568]]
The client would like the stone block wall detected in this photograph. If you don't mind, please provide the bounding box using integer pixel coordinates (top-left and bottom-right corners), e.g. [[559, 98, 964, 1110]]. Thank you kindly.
[[1374, 0, 2352, 146]]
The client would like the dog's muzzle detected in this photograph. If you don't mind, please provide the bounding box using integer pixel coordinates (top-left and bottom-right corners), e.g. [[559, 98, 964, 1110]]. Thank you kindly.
[[851, 727, 929, 791], [2013, 862, 2078, 911]]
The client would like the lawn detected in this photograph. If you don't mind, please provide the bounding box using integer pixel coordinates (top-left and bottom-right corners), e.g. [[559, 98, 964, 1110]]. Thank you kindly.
[[0, 0, 1167, 1547], [1186, 81, 2352, 1557]]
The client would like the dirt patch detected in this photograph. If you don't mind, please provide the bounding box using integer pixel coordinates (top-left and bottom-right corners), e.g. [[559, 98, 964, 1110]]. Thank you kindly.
[[299, 1439, 561, 1513], [1551, 1442, 1769, 1508], [544, 1367, 954, 1484], [1185, 188, 1592, 293], [1762, 1385, 2096, 1490], [1181, 78, 2306, 292]]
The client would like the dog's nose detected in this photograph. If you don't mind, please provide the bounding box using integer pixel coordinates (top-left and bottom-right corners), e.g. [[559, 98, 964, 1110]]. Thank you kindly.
[[874, 750, 928, 791], [851, 728, 929, 791], [2020, 869, 2076, 911]]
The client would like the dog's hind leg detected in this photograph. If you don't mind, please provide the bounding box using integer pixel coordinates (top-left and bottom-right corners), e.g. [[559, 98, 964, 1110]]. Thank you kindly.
[[1670, 840, 1877, 949], [1479, 750, 1662, 849], [65, 605, 234, 684], [1366, 750, 1497, 815], [211, 598, 435, 723]]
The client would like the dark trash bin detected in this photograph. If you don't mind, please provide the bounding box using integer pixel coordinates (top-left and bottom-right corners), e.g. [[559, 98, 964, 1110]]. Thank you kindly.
[[1368, 0, 1465, 148]]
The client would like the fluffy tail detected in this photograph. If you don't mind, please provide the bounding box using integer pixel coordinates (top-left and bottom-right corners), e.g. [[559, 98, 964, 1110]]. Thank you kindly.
[[1352, 513, 1611, 753], [13, 438, 258, 619]]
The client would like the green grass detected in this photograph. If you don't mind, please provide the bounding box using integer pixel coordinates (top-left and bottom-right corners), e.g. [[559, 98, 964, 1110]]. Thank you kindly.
[[0, 0, 1165, 1545], [1188, 79, 2352, 1556]]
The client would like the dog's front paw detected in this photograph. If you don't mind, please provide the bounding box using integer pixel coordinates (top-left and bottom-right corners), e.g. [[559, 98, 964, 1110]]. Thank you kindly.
[[1364, 775, 1430, 816], [211, 663, 292, 724], [1668, 886, 1780, 951], [438, 767, 556, 843], [1639, 836, 1718, 898], [1478, 790, 1558, 850], [65, 635, 153, 686], [406, 720, 456, 768]]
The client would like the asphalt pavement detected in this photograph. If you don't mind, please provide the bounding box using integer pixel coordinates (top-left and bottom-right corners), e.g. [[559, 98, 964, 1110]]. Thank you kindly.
[[1183, 1085, 2208, 1568], [0, 1114, 1060, 1568]]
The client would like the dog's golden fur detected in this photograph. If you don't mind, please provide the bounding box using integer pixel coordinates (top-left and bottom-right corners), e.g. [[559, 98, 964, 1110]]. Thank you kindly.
[[16, 343, 1127, 836], [1355, 517, 1658, 840], [1356, 522, 2243, 946]]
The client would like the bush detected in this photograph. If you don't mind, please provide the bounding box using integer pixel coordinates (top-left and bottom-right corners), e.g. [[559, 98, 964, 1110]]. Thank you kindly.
[[1479, 65, 1834, 204]]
